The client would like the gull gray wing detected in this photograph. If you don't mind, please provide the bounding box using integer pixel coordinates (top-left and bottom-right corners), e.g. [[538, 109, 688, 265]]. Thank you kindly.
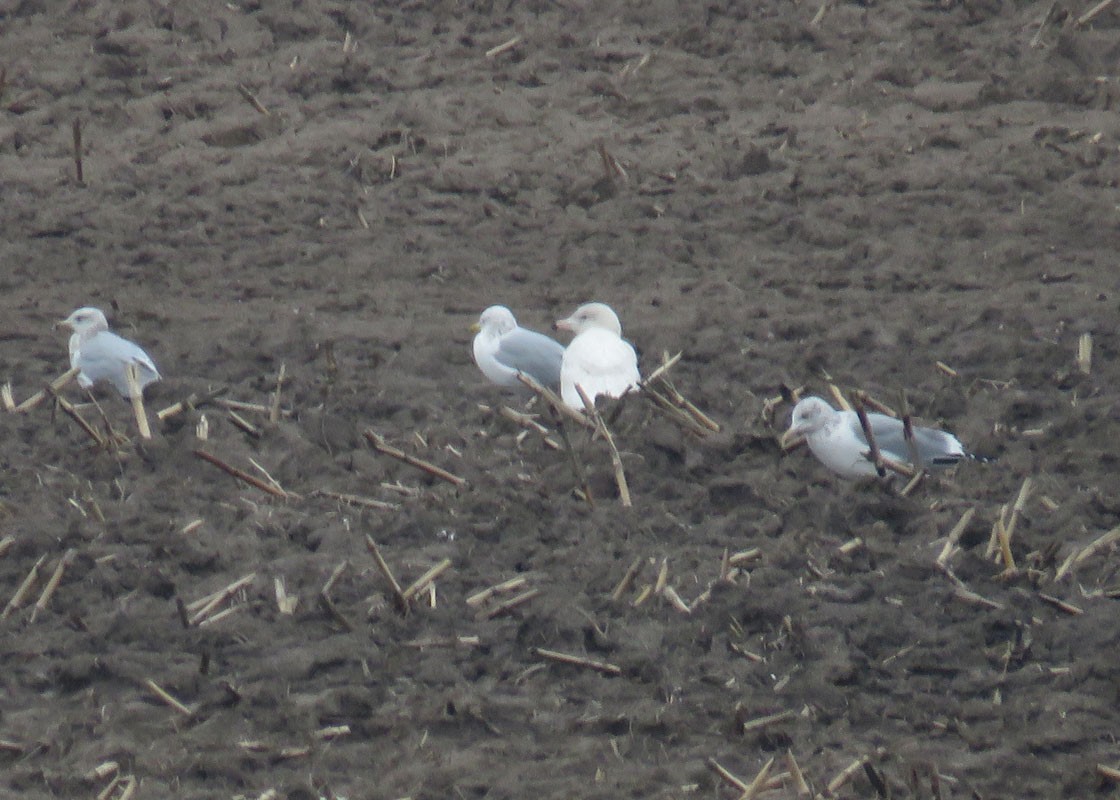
[[78, 332, 160, 395], [855, 412, 964, 468], [492, 328, 565, 389]]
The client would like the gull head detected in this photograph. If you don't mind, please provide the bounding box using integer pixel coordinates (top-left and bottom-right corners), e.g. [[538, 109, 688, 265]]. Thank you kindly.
[[56, 307, 110, 335], [472, 305, 517, 336], [555, 302, 622, 336], [783, 396, 835, 445]]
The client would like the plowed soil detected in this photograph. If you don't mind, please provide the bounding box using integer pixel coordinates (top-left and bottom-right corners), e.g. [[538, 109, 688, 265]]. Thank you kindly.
[[3, 1, 1120, 798]]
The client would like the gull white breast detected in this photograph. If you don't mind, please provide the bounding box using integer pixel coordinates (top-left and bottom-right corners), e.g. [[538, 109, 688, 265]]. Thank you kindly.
[[554, 302, 640, 412]]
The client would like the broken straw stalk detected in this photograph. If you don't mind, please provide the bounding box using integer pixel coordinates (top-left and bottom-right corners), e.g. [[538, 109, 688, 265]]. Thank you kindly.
[[514, 372, 594, 430], [1077, 332, 1092, 374], [125, 363, 151, 439], [186, 573, 256, 625], [314, 488, 398, 511], [29, 549, 75, 623], [236, 83, 269, 115], [226, 410, 261, 438], [705, 757, 793, 799], [851, 393, 915, 478], [614, 549, 751, 611], [98, 774, 137, 800], [855, 390, 897, 417], [485, 34, 521, 58], [463, 568, 542, 619], [574, 383, 631, 507], [642, 385, 711, 436], [630, 584, 653, 607], [652, 374, 719, 432], [534, 647, 621, 676], [942, 568, 1004, 610], [49, 389, 106, 446], [364, 535, 451, 612], [988, 476, 1032, 570], [192, 449, 292, 498], [154, 386, 229, 421], [1, 554, 47, 621], [15, 366, 81, 412], [785, 749, 812, 796], [898, 390, 923, 477], [363, 430, 467, 488], [274, 578, 297, 615], [514, 373, 595, 506], [660, 584, 690, 614], [1037, 592, 1082, 615], [365, 535, 406, 608], [1048, 524, 1120, 578], [1078, 0, 1119, 27], [496, 405, 561, 449], [405, 635, 481, 649], [321, 560, 348, 596], [611, 557, 644, 601], [145, 678, 193, 716], [400, 558, 452, 603], [1074, 525, 1120, 566], [828, 383, 851, 411], [318, 592, 353, 631], [269, 362, 285, 424], [466, 576, 528, 607], [639, 351, 720, 434], [482, 588, 540, 619], [898, 468, 925, 497], [514, 376, 631, 508], [936, 507, 976, 568], [827, 753, 878, 794]]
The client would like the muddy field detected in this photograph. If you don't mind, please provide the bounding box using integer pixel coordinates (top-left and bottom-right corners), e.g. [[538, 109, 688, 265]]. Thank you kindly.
[[3, 1, 1120, 798]]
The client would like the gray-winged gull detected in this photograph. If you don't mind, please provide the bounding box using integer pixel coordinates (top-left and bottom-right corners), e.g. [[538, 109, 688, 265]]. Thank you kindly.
[[56, 307, 161, 398], [783, 395, 967, 478], [471, 305, 565, 391], [554, 302, 640, 412]]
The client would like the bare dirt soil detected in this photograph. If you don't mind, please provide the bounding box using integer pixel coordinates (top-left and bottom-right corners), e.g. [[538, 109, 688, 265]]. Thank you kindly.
[[3, 1, 1120, 798]]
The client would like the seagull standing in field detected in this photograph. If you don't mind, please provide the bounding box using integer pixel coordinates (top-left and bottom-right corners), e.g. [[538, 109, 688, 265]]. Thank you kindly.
[[471, 305, 565, 391], [56, 307, 161, 398], [554, 302, 640, 412], [782, 395, 967, 479]]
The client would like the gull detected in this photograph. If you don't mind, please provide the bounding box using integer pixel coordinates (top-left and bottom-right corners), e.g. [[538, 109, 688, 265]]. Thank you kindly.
[[56, 307, 161, 398], [783, 395, 967, 479], [554, 302, 640, 412], [471, 305, 565, 391]]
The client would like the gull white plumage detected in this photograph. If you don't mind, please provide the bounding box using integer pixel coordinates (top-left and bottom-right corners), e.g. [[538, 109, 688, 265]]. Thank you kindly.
[[554, 302, 640, 412], [56, 307, 161, 398], [471, 305, 565, 391], [783, 396, 967, 479]]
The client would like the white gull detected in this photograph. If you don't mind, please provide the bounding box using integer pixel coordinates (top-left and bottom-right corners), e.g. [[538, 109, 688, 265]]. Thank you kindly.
[[784, 395, 966, 479], [554, 302, 640, 412], [56, 307, 160, 398], [471, 305, 564, 391]]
